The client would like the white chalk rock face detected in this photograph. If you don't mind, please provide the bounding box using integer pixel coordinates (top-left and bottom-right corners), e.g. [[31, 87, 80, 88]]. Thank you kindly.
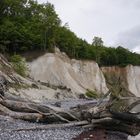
[[29, 49, 108, 95], [101, 65, 140, 97], [126, 65, 140, 97]]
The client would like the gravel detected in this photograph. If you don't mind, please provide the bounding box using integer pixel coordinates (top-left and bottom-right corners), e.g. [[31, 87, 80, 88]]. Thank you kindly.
[[0, 115, 84, 140], [0, 99, 88, 140], [44, 99, 98, 110], [0, 99, 139, 140], [0, 116, 130, 140]]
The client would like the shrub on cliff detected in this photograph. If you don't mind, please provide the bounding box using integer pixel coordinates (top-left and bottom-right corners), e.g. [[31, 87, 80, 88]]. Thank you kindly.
[[10, 55, 27, 77], [85, 89, 100, 99]]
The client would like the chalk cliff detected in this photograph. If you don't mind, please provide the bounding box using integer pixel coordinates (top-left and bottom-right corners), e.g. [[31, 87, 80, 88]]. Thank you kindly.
[[101, 65, 140, 97], [1, 48, 140, 102], [29, 48, 108, 95]]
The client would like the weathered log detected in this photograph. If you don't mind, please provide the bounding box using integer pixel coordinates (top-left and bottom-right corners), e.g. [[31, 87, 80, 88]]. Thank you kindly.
[[91, 117, 140, 136], [79, 117, 140, 136], [0, 99, 36, 113], [11, 121, 89, 132], [110, 109, 140, 124], [0, 104, 43, 122], [0, 98, 81, 122]]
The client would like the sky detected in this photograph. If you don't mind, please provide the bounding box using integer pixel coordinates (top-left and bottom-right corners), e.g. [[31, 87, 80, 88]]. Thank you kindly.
[[38, 0, 140, 53]]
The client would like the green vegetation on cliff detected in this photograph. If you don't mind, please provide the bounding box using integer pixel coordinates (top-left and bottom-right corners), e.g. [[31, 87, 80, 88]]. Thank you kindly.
[[85, 89, 100, 99], [0, 0, 140, 66], [10, 55, 27, 77]]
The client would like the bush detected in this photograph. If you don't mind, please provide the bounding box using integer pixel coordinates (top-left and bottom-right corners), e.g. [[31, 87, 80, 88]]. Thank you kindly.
[[85, 89, 99, 99], [10, 55, 27, 77]]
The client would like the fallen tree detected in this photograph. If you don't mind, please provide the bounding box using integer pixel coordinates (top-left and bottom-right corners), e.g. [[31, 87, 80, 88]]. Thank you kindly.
[[0, 76, 140, 136]]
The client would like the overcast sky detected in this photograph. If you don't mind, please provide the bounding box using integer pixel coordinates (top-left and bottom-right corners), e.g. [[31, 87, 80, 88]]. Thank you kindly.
[[38, 0, 140, 53]]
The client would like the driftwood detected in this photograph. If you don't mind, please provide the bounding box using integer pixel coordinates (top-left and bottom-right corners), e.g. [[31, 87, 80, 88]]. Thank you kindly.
[[0, 77, 140, 136], [0, 104, 43, 122], [11, 121, 89, 132], [0, 92, 139, 136]]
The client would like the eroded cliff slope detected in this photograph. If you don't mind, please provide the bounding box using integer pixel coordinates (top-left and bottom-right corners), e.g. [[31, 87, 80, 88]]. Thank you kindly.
[[0, 54, 76, 102], [29, 48, 108, 95], [29, 48, 140, 97], [101, 65, 140, 97], [1, 49, 140, 101]]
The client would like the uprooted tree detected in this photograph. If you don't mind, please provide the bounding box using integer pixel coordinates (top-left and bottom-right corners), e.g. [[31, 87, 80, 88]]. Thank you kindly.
[[0, 75, 139, 136]]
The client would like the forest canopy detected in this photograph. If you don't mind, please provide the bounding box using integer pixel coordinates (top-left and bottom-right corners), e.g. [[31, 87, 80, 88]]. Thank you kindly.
[[0, 0, 140, 66]]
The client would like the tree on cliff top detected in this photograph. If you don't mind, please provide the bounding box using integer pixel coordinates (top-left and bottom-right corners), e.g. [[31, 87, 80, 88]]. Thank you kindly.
[[92, 36, 104, 47], [0, 0, 140, 66], [0, 0, 61, 53]]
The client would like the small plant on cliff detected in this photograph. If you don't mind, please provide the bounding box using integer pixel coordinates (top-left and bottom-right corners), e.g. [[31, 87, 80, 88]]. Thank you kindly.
[[85, 89, 99, 99], [10, 55, 27, 77]]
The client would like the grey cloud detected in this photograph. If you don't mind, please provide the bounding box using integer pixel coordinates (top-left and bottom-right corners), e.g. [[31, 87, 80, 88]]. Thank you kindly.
[[110, 0, 140, 9], [116, 25, 140, 52], [38, 0, 140, 53]]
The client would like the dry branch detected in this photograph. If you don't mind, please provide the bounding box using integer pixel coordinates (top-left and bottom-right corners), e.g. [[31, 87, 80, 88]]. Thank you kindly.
[[11, 121, 89, 132]]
